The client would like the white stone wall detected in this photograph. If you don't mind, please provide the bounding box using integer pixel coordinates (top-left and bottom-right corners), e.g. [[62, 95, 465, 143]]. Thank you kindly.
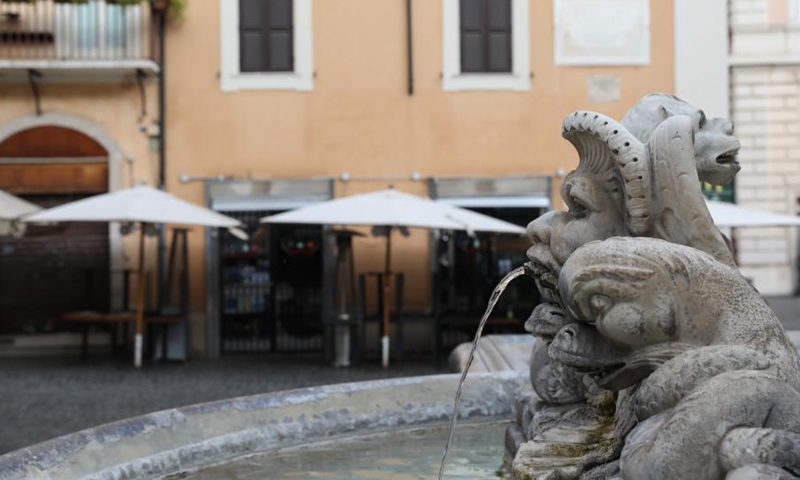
[[731, 0, 800, 294], [674, 0, 729, 117]]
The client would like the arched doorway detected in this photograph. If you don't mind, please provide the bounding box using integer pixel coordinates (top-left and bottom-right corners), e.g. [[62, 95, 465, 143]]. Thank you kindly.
[[0, 119, 120, 342]]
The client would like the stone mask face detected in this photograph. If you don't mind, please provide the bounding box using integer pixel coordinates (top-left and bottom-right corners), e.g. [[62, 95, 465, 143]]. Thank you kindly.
[[526, 173, 627, 305], [693, 114, 741, 186]]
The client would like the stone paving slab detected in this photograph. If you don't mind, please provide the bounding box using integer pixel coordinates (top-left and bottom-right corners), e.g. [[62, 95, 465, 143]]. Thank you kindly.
[[764, 296, 800, 330], [0, 356, 448, 455], [449, 334, 533, 373]]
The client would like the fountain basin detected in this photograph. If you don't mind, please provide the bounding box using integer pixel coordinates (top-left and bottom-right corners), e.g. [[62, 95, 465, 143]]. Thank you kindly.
[[182, 420, 510, 479], [0, 371, 529, 480]]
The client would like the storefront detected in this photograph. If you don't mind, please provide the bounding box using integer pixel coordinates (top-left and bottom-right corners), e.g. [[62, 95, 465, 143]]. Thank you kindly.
[[205, 179, 334, 356], [0, 117, 124, 351], [203, 176, 552, 358]]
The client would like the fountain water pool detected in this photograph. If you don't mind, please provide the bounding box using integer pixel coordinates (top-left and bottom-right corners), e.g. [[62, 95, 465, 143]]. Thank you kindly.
[[177, 421, 508, 480], [0, 371, 529, 480]]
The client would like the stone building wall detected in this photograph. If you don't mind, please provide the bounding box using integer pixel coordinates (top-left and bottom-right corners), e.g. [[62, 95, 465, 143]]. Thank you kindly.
[[730, 0, 800, 294]]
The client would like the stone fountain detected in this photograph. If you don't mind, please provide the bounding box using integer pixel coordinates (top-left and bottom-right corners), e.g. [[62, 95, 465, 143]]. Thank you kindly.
[[509, 93, 800, 479], [2, 94, 798, 480]]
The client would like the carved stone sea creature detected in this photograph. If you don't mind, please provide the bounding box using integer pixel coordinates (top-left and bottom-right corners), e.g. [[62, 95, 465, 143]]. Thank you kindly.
[[621, 370, 800, 480], [512, 97, 747, 480], [525, 104, 738, 401], [622, 93, 741, 186], [556, 237, 800, 389], [553, 237, 800, 479]]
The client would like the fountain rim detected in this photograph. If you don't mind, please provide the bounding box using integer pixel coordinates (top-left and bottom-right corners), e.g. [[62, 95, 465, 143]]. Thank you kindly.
[[0, 370, 530, 480]]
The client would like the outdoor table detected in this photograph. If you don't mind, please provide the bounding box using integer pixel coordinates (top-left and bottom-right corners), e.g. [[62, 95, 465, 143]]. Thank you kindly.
[[62, 311, 184, 362]]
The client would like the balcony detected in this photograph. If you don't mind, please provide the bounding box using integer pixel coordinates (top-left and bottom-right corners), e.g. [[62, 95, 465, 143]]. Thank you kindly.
[[0, 0, 159, 79]]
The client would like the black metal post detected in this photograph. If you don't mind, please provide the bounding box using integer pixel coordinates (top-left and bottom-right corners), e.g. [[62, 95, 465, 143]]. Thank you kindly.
[[157, 9, 168, 311]]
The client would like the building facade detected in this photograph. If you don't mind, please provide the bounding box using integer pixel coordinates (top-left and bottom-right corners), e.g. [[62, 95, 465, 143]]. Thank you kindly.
[[162, 0, 683, 356], [730, 0, 800, 294], [0, 0, 165, 353], [2, 0, 721, 357]]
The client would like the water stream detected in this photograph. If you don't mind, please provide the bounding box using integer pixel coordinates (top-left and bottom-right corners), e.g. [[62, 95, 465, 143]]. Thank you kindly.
[[438, 266, 531, 480]]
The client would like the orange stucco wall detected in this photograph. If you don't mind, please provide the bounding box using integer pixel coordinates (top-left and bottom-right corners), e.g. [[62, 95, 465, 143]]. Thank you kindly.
[[163, 1, 674, 345]]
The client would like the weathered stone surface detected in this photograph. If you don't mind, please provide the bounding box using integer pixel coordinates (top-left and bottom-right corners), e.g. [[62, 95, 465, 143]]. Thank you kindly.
[[515, 93, 800, 479], [622, 93, 741, 186], [448, 334, 533, 373]]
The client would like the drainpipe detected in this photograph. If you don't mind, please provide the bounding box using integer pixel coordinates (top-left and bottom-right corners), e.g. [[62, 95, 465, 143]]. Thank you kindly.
[[158, 10, 166, 189], [157, 8, 167, 311], [406, 0, 413, 96]]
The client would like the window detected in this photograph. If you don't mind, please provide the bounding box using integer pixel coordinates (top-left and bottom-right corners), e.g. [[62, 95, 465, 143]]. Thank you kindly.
[[442, 0, 530, 91], [220, 0, 314, 92], [239, 0, 293, 72], [460, 0, 512, 73]]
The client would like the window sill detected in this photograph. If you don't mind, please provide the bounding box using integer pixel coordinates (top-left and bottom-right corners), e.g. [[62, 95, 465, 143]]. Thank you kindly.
[[442, 73, 531, 92], [220, 72, 314, 92]]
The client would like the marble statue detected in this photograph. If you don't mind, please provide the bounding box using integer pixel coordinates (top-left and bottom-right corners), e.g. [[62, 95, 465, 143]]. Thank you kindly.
[[509, 94, 800, 479]]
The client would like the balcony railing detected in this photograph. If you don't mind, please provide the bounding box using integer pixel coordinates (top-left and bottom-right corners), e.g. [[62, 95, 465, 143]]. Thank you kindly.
[[0, 0, 154, 63]]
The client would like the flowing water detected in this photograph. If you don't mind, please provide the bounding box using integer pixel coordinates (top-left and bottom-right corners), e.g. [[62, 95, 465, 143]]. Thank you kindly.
[[438, 266, 531, 480]]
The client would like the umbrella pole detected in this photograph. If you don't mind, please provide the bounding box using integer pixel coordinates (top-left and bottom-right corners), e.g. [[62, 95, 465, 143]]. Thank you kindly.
[[382, 227, 392, 368], [134, 223, 146, 368]]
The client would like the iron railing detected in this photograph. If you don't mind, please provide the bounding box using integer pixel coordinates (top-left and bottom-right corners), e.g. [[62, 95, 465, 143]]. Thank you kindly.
[[0, 0, 154, 61]]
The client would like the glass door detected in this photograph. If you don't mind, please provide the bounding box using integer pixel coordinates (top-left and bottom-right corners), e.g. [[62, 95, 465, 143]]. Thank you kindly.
[[218, 210, 324, 354]]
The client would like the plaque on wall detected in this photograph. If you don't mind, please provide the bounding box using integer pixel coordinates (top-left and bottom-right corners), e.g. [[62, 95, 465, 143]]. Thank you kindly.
[[588, 75, 622, 104], [554, 0, 651, 66]]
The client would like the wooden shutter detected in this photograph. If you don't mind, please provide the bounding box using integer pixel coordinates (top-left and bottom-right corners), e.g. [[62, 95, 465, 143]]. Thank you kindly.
[[267, 0, 294, 71], [239, 0, 294, 73], [460, 0, 512, 73]]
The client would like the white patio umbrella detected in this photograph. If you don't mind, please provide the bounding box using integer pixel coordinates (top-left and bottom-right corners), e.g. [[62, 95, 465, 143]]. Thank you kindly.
[[0, 189, 41, 220], [706, 200, 800, 228], [25, 185, 241, 368], [0, 189, 42, 237], [261, 188, 526, 367]]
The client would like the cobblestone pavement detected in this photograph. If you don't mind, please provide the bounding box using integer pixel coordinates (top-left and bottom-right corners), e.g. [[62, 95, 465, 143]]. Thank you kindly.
[[0, 356, 449, 455]]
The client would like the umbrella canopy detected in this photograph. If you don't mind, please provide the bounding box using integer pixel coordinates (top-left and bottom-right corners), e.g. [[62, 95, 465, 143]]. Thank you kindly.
[[23, 185, 240, 369], [261, 188, 525, 368], [260, 188, 526, 234], [24, 185, 240, 228], [0, 189, 41, 221], [706, 200, 800, 228]]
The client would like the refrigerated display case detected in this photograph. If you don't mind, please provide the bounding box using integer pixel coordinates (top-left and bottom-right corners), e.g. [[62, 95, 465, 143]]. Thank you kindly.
[[218, 210, 324, 354]]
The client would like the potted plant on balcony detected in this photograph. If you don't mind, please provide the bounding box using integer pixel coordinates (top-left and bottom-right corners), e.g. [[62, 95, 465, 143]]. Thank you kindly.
[[99, 0, 184, 20], [154, 0, 185, 20]]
